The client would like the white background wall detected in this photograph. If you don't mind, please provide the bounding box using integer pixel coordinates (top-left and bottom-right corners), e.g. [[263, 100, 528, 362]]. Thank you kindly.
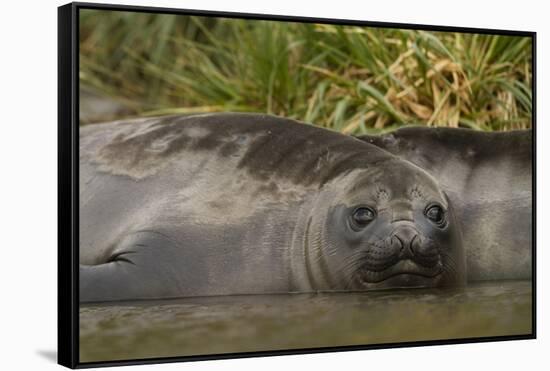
[[0, 0, 546, 369]]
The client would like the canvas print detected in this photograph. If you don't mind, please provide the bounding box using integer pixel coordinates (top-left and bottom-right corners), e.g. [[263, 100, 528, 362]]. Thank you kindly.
[[76, 6, 533, 364]]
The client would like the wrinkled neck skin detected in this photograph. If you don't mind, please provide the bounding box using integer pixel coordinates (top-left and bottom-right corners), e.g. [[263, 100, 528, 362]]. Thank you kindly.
[[289, 170, 466, 293], [289, 187, 334, 292], [290, 171, 367, 292]]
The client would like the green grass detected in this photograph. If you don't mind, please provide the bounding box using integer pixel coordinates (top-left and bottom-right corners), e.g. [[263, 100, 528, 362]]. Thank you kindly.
[[79, 10, 532, 133]]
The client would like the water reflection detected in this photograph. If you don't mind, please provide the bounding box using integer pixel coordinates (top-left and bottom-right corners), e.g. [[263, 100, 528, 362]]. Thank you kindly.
[[80, 280, 532, 362]]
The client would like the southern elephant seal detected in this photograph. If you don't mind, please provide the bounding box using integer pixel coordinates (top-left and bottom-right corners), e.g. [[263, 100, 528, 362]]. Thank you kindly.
[[358, 127, 532, 282], [79, 113, 465, 302]]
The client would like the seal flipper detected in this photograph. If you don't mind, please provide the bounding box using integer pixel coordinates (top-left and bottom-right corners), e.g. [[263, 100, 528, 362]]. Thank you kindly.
[[79, 230, 186, 302]]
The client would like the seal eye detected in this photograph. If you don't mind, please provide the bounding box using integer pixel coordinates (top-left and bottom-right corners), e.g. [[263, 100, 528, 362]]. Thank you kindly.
[[351, 207, 377, 228], [425, 204, 446, 226]]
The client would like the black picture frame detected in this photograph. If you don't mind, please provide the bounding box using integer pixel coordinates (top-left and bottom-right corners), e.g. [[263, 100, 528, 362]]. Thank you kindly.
[[58, 2, 537, 368]]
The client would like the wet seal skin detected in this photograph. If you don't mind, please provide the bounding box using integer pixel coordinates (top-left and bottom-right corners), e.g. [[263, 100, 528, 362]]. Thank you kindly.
[[358, 126, 532, 282], [79, 113, 465, 302]]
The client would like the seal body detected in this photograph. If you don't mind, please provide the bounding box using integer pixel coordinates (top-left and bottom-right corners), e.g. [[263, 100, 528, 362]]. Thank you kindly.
[[80, 113, 465, 302], [359, 127, 532, 281]]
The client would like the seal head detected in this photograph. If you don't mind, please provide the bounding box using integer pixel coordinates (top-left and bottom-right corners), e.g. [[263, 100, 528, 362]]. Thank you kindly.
[[297, 159, 465, 291]]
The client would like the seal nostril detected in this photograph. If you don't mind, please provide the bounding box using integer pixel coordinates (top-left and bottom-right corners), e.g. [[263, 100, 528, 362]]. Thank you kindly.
[[410, 234, 418, 253], [390, 235, 403, 250]]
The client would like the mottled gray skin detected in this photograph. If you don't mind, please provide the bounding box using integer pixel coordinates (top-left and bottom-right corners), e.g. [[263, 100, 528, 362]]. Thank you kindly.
[[80, 113, 465, 302], [359, 127, 532, 282]]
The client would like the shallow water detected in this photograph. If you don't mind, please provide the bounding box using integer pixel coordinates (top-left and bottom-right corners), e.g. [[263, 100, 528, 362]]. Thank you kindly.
[[79, 280, 532, 363]]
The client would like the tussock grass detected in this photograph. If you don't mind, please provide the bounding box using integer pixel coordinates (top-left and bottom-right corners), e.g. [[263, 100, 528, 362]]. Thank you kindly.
[[80, 10, 532, 133]]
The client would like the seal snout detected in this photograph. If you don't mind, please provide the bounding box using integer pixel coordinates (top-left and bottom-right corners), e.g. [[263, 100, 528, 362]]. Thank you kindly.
[[390, 226, 440, 268], [357, 225, 443, 285], [390, 226, 418, 259]]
